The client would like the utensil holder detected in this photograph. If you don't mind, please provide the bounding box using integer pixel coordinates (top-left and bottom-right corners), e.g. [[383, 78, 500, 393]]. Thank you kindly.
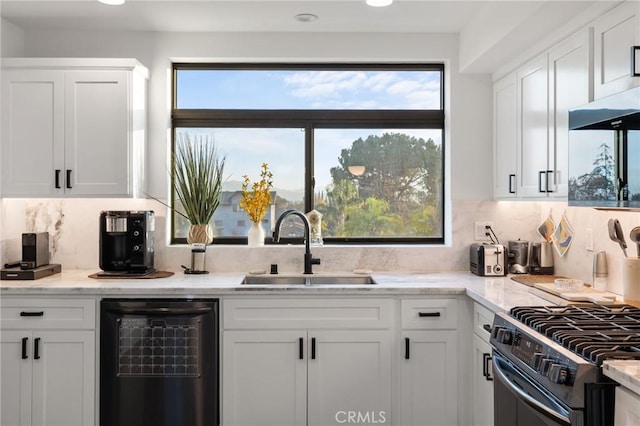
[[622, 257, 640, 302]]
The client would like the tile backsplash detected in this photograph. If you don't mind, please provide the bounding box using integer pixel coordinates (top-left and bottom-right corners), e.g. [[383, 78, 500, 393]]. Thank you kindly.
[[1, 198, 638, 296]]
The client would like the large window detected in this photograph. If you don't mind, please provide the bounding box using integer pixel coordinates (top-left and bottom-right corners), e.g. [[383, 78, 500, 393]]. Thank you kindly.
[[172, 64, 444, 244]]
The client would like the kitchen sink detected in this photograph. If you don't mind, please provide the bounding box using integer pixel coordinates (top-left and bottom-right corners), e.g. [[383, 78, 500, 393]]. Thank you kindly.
[[241, 274, 376, 285]]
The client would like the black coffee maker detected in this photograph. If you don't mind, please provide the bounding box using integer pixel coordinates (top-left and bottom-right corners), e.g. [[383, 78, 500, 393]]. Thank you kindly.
[[99, 211, 155, 275]]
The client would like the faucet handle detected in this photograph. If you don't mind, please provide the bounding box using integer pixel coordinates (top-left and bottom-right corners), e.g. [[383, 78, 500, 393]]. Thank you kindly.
[[312, 258, 321, 265]]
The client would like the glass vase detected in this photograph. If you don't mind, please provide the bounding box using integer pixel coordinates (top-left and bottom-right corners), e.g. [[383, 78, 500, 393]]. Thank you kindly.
[[248, 221, 265, 247]]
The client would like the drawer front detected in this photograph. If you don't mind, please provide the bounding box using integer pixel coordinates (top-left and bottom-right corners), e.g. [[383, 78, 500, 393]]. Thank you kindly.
[[0, 298, 96, 329], [401, 298, 458, 330], [223, 298, 393, 330], [473, 302, 495, 344]]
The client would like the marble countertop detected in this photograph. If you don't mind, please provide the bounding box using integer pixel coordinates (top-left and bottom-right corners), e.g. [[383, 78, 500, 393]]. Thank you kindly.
[[4, 269, 639, 391], [0, 269, 556, 313], [603, 361, 640, 396]]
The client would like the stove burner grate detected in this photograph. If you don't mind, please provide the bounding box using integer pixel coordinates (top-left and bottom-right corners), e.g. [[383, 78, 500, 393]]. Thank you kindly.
[[510, 304, 640, 365]]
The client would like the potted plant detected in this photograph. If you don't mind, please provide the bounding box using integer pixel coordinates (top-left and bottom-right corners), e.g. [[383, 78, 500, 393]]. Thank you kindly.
[[172, 134, 226, 244]]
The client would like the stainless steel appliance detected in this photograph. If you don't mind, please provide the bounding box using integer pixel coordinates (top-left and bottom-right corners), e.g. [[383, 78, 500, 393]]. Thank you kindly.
[[21, 232, 49, 269], [529, 242, 554, 275], [491, 304, 640, 426], [508, 240, 530, 274], [99, 211, 155, 275], [470, 243, 507, 276], [568, 85, 640, 209], [100, 299, 219, 426]]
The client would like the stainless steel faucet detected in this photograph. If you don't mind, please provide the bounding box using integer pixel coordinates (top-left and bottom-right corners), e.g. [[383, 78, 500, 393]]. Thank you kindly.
[[273, 209, 321, 275]]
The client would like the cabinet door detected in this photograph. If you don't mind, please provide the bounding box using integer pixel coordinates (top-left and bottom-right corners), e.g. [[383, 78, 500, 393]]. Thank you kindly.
[[222, 330, 307, 426], [472, 334, 494, 426], [1, 70, 65, 196], [614, 386, 640, 426], [517, 53, 550, 198], [307, 330, 392, 426], [31, 330, 95, 426], [0, 331, 33, 426], [548, 28, 592, 198], [399, 331, 458, 426], [493, 73, 518, 198], [64, 71, 130, 196], [593, 1, 640, 99]]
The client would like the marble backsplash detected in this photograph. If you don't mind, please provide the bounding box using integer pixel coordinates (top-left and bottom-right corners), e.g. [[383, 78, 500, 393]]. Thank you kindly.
[[1, 198, 638, 295]]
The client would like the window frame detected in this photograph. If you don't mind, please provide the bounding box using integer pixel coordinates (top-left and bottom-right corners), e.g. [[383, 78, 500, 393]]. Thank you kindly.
[[171, 62, 445, 245]]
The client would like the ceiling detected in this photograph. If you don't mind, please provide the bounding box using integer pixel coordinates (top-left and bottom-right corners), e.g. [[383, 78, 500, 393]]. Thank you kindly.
[[0, 0, 600, 33]]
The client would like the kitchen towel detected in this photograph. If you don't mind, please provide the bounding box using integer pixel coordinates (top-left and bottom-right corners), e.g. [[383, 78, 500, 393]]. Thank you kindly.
[[551, 213, 574, 257], [537, 212, 555, 243]]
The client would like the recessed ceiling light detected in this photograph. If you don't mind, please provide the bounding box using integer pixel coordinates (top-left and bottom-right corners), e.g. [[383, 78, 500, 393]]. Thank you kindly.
[[366, 0, 393, 6], [98, 0, 125, 5], [295, 13, 318, 23]]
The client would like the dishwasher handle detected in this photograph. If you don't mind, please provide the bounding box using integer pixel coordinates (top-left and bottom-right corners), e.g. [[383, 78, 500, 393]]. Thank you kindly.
[[105, 306, 212, 316]]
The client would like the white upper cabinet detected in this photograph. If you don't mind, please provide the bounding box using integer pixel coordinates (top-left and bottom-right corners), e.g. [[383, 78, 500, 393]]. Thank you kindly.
[[593, 1, 640, 99], [547, 28, 592, 198], [1, 58, 148, 197], [516, 53, 550, 198], [493, 27, 591, 200], [493, 73, 518, 198]]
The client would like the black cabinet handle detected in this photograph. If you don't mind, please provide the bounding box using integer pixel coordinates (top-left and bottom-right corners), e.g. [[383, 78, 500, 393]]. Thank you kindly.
[[545, 170, 554, 193], [483, 324, 492, 333], [20, 311, 44, 317], [21, 337, 28, 360], [405, 337, 410, 360], [509, 174, 516, 194], [299, 337, 304, 360], [55, 170, 61, 189], [483, 353, 493, 381], [311, 337, 316, 360], [66, 170, 72, 189], [34, 338, 41, 360], [418, 312, 441, 317], [538, 171, 546, 193]]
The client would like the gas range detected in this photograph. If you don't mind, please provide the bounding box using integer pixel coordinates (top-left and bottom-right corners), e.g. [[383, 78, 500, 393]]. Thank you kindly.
[[491, 304, 640, 411]]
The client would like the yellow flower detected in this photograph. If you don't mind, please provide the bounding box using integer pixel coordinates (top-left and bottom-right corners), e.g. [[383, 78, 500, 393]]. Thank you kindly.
[[239, 163, 274, 223]]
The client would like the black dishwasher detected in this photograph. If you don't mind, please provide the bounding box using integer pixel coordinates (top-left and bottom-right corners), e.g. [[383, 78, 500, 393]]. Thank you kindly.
[[100, 299, 219, 426]]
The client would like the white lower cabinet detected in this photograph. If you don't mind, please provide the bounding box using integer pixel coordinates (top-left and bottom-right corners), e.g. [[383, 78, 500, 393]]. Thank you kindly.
[[472, 335, 494, 426], [222, 330, 307, 426], [398, 298, 459, 426], [399, 330, 458, 426], [0, 298, 96, 426], [614, 386, 640, 426], [222, 298, 393, 426], [472, 302, 495, 426]]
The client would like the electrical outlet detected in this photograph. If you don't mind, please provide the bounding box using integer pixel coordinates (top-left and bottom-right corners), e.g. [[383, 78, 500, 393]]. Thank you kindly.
[[585, 228, 594, 251], [474, 221, 494, 241]]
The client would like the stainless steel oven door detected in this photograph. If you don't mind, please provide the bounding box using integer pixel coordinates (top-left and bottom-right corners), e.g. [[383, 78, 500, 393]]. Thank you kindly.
[[492, 352, 580, 426]]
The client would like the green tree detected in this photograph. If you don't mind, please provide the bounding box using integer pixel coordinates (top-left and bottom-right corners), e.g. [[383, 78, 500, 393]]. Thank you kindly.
[[323, 132, 442, 237]]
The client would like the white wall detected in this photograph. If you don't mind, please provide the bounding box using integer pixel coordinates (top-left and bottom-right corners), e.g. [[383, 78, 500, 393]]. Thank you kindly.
[[1, 18, 24, 57], [0, 28, 505, 275], [18, 30, 494, 202], [8, 26, 637, 296]]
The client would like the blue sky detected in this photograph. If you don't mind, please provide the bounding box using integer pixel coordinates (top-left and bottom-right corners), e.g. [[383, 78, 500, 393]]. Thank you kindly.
[[176, 69, 442, 199]]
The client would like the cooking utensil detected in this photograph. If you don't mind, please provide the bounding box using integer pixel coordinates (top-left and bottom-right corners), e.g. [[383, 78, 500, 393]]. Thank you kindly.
[[607, 218, 628, 257], [630, 226, 640, 258]]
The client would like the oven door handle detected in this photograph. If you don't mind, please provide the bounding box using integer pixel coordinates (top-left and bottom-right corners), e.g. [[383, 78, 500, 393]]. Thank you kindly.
[[492, 354, 571, 426]]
